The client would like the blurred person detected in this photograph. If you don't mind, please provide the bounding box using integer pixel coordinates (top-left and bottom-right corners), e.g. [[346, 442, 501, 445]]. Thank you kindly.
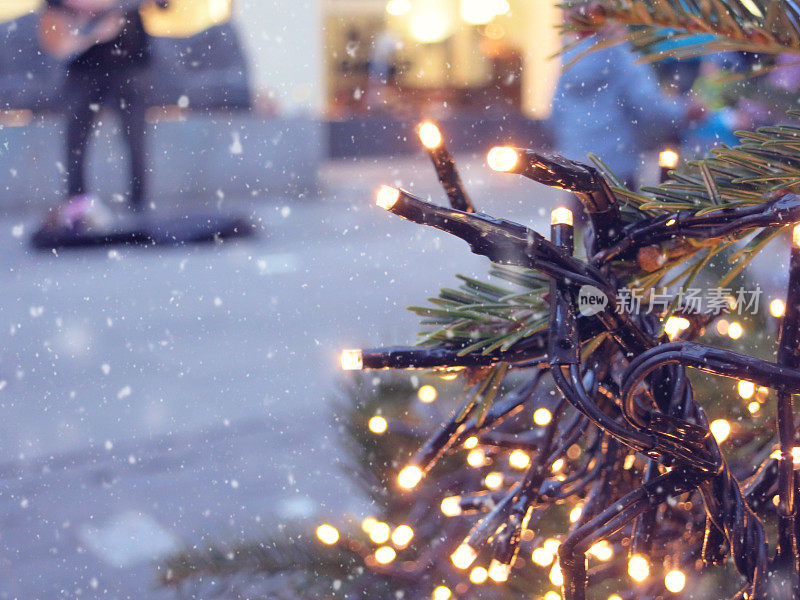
[[551, 20, 702, 191], [39, 0, 167, 227]]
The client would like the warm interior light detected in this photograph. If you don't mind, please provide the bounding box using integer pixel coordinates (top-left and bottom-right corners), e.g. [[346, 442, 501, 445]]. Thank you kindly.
[[487, 146, 519, 172], [659, 149, 680, 169], [794, 224, 800, 247], [376, 185, 401, 210], [628, 554, 650, 582], [549, 561, 564, 586], [533, 407, 553, 426], [418, 122, 443, 149], [509, 450, 531, 469], [770, 298, 786, 317], [710, 419, 731, 443], [432, 586, 452, 600], [418, 384, 438, 403], [664, 569, 686, 593], [368, 521, 391, 544], [315, 524, 339, 545], [467, 449, 486, 467], [469, 566, 488, 584], [440, 496, 462, 516], [340, 349, 363, 371], [727, 322, 743, 340], [488, 559, 511, 582], [551, 207, 574, 226], [398, 465, 423, 489], [451, 542, 478, 569], [374, 546, 396, 564], [484, 471, 504, 489], [532, 546, 555, 566], [368, 415, 388, 434], [737, 380, 755, 399], [391, 525, 414, 547]]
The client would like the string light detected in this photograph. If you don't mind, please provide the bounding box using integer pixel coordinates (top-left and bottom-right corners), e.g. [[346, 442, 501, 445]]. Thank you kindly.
[[361, 517, 378, 533], [569, 505, 583, 523], [737, 380, 755, 399], [770, 298, 786, 317], [391, 524, 414, 548], [551, 458, 565, 472], [315, 524, 339, 545], [487, 146, 519, 172], [588, 540, 613, 561], [628, 554, 650, 582], [533, 407, 552, 426], [488, 559, 511, 582], [544, 592, 561, 600], [418, 122, 443, 150], [432, 586, 451, 600], [467, 449, 486, 467], [340, 349, 363, 371], [709, 419, 732, 443], [368, 521, 391, 544], [551, 207, 574, 227], [769, 446, 800, 463], [385, 0, 411, 16], [716, 319, 730, 336], [374, 546, 396, 564], [659, 149, 680, 169], [451, 542, 478, 569], [418, 384, 437, 403], [376, 185, 401, 210], [398, 465, 423, 489], [728, 322, 744, 340], [748, 401, 761, 414], [469, 566, 488, 584], [543, 539, 560, 555], [623, 454, 636, 469], [368, 415, 388, 434], [794, 223, 800, 247], [532, 546, 555, 566], [463, 436, 479, 449], [484, 471, 504, 489], [509, 450, 531, 469], [664, 569, 686, 593], [549, 561, 564, 586], [608, 596, 623, 600], [441, 496, 462, 516], [664, 316, 690, 340]]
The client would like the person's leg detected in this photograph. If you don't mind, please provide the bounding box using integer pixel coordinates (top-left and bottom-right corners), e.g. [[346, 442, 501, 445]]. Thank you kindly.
[[64, 72, 99, 199], [115, 73, 148, 210]]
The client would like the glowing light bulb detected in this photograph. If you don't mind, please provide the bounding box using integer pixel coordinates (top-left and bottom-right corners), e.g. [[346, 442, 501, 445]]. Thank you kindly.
[[551, 207, 574, 226], [340, 349, 363, 371], [543, 539, 561, 554], [623, 454, 636, 470], [432, 586, 451, 600], [374, 546, 396, 564], [467, 449, 486, 467], [398, 465, 423, 489], [608, 596, 623, 600], [659, 149, 679, 169], [533, 407, 552, 426], [392, 525, 414, 547], [386, 0, 411, 16], [710, 419, 731, 443], [488, 559, 511, 582], [532, 546, 555, 566], [664, 569, 686, 593], [469, 566, 489, 584], [748, 401, 761, 414], [369, 521, 391, 544], [544, 593, 561, 600], [451, 542, 477, 569], [794, 224, 800, 247], [368, 415, 388, 434], [664, 316, 690, 340], [737, 380, 755, 399], [418, 384, 437, 403], [770, 298, 786, 317], [716, 319, 730, 336], [487, 146, 519, 172], [727, 322, 743, 340], [484, 471, 504, 489], [628, 554, 650, 582], [588, 540, 613, 561], [463, 436, 479, 449], [441, 496, 462, 516], [770, 446, 800, 463], [418, 122, 443, 149], [315, 524, 339, 545], [569, 505, 583, 523], [461, 0, 496, 24], [551, 458, 565, 472], [549, 562, 564, 586], [362, 517, 378, 533], [509, 450, 531, 469], [376, 185, 400, 210]]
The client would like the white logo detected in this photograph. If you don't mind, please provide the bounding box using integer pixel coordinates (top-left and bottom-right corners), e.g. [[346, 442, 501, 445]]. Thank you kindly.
[[578, 285, 608, 316]]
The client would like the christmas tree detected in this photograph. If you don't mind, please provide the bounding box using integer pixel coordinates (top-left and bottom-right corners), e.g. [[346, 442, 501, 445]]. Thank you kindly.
[[159, 2, 800, 599]]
